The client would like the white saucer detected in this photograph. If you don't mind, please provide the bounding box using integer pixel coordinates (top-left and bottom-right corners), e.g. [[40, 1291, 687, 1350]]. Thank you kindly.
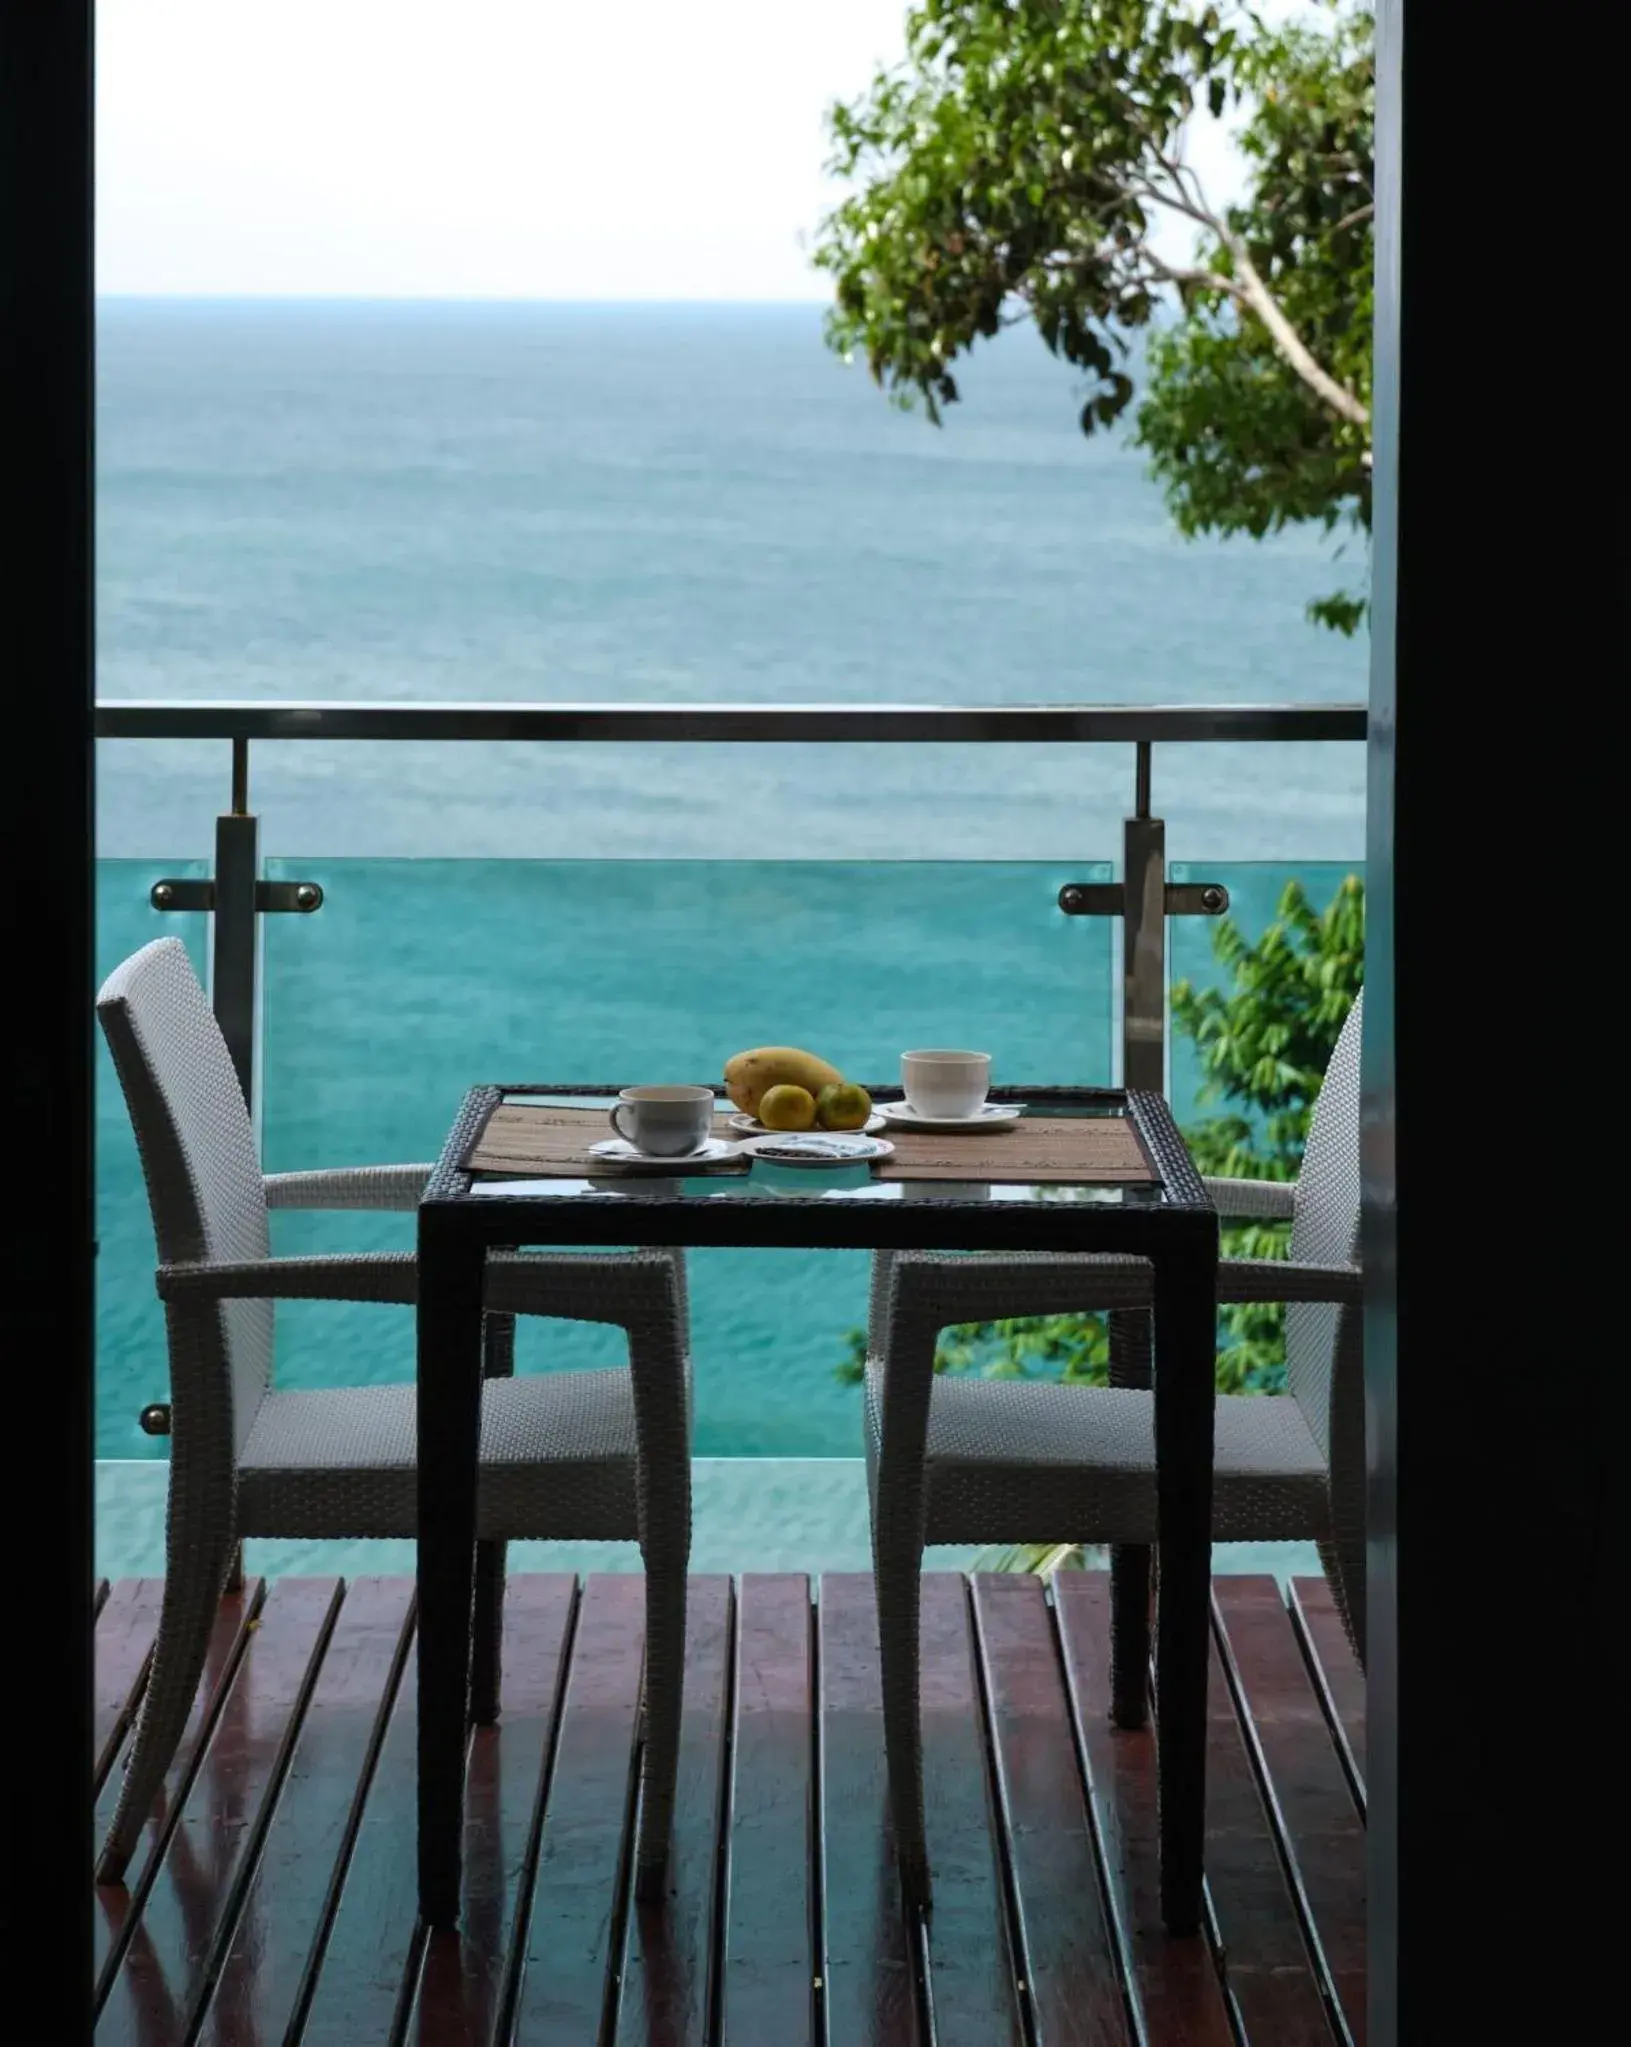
[[587, 1136, 741, 1170], [737, 1132, 895, 1165], [728, 1110, 886, 1137], [875, 1100, 1025, 1133]]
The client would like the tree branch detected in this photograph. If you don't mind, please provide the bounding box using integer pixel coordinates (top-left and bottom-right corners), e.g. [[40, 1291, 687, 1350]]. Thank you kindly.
[[1142, 250, 1244, 300], [1133, 148, 1371, 431], [1222, 240, 1370, 426]]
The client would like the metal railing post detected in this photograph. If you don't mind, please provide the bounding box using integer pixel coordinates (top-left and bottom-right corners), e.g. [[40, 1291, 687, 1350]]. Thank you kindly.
[[1116, 741, 1162, 1727], [1122, 741, 1166, 1093], [149, 737, 322, 1124], [212, 738, 260, 1111]]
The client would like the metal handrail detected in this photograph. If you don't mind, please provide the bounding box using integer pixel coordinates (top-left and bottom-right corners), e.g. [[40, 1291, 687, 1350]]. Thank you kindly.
[[103, 697, 1366, 1115], [95, 699, 1365, 744]]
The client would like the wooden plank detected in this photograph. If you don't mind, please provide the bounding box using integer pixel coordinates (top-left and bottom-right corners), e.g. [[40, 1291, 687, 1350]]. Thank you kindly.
[[94, 1580, 165, 1790], [194, 1577, 415, 2046], [816, 1574, 920, 2047], [916, 1574, 1024, 2047], [970, 1574, 1130, 2047], [513, 1573, 647, 2045], [1214, 1579, 1366, 2046], [1200, 1600, 1338, 2047], [98, 1576, 343, 2046], [411, 1574, 579, 2047], [720, 1573, 814, 2047], [93, 1579, 266, 1999], [299, 1627, 429, 2047], [616, 1575, 734, 2047], [1289, 1579, 1366, 1810], [1053, 1574, 1235, 2047]]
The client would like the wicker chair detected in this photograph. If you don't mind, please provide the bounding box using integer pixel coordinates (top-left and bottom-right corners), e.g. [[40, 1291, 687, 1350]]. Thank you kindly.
[[864, 993, 1364, 1902], [97, 937, 692, 1896]]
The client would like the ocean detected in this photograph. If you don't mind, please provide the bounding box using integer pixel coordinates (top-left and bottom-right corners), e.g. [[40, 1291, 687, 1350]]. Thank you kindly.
[[94, 299, 1367, 1464]]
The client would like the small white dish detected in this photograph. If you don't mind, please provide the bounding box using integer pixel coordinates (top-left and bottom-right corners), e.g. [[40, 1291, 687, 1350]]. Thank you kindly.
[[876, 1100, 1024, 1133], [728, 1110, 886, 1137], [587, 1136, 741, 1170], [738, 1132, 895, 1165]]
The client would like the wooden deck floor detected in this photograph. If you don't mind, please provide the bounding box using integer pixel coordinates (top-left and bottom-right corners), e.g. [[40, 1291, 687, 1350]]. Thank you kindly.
[[89, 1570, 1365, 2045]]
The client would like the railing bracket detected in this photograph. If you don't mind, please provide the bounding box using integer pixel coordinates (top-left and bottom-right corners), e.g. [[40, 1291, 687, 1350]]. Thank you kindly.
[[1057, 881, 1229, 918], [150, 878, 323, 914]]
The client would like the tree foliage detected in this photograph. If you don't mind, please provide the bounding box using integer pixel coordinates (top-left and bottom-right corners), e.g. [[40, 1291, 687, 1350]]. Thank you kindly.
[[815, 1, 1374, 630], [1174, 872, 1364, 1383]]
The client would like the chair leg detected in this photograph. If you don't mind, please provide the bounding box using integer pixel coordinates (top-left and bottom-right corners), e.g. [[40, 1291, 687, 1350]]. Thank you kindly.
[[633, 1542, 688, 1901], [482, 1306, 516, 1379], [874, 1506, 930, 1910], [1318, 1536, 1365, 1670], [97, 1524, 235, 1884]]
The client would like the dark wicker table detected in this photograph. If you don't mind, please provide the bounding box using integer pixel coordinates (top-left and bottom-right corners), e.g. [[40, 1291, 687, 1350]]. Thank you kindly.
[[415, 1084, 1218, 1933]]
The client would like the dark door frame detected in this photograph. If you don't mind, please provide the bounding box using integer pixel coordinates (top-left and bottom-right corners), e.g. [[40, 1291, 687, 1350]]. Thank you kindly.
[[1, 1, 96, 2031], [1367, 3, 1608, 2038]]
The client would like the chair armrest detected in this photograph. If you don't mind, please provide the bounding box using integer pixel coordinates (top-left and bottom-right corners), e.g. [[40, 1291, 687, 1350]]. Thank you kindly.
[[1203, 1176, 1297, 1222], [158, 1253, 419, 1305], [876, 1248, 1359, 1328], [1216, 1257, 1362, 1305], [156, 1245, 689, 1325], [483, 1248, 688, 1332], [886, 1251, 1153, 1333], [263, 1165, 434, 1211]]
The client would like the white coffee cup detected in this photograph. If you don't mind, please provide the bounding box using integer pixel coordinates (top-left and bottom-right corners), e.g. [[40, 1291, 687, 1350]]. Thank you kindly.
[[900, 1049, 992, 1120], [609, 1085, 715, 1156]]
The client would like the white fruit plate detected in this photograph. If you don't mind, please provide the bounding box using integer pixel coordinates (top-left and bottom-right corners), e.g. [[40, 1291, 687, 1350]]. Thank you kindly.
[[737, 1132, 895, 1166], [727, 1110, 886, 1137]]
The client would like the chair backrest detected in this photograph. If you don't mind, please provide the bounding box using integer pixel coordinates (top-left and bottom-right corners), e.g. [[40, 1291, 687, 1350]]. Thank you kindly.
[[98, 937, 272, 1453], [1285, 989, 1364, 1456]]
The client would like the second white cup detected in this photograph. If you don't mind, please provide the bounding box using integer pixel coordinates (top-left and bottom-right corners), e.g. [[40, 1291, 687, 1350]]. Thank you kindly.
[[900, 1049, 991, 1120]]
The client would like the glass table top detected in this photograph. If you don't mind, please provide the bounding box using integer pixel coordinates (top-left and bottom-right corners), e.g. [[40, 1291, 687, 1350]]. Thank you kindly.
[[464, 1092, 1172, 1206]]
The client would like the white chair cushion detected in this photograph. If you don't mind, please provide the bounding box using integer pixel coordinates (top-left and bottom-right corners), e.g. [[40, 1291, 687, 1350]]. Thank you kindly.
[[865, 1365, 1330, 1545], [238, 1370, 638, 1541]]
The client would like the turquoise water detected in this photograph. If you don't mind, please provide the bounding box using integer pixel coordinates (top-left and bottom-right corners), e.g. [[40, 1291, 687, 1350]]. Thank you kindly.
[[94, 300, 1366, 1462]]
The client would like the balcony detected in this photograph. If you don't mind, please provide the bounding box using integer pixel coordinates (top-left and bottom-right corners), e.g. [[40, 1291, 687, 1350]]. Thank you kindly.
[[89, 700, 1365, 2040], [95, 699, 1363, 1496]]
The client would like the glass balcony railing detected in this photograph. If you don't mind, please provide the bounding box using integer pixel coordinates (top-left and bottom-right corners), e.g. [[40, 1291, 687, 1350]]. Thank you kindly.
[[99, 862, 1359, 1587], [96, 853, 1362, 1463], [90, 707, 1362, 1581]]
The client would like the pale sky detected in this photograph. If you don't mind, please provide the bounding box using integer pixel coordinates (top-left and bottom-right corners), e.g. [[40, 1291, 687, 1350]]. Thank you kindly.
[[97, 0, 1260, 299]]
